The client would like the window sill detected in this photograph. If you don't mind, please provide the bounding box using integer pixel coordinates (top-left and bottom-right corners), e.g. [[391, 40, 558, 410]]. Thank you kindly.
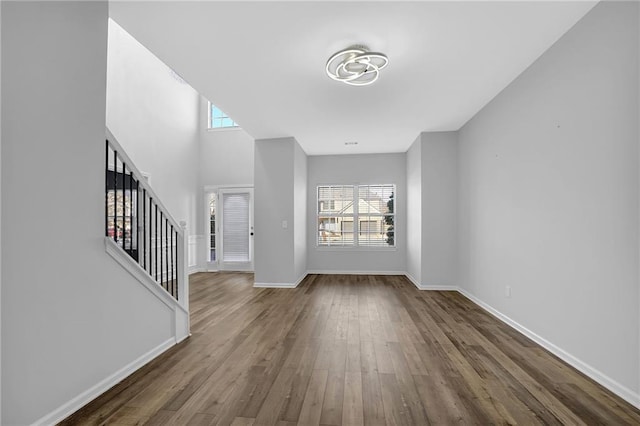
[[206, 126, 242, 133], [316, 246, 397, 252]]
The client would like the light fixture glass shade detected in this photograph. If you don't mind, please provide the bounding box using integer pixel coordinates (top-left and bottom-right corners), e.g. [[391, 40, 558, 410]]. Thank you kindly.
[[326, 45, 388, 86]]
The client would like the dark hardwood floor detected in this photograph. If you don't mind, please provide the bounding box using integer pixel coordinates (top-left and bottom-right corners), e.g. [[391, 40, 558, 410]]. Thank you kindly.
[[62, 273, 640, 425]]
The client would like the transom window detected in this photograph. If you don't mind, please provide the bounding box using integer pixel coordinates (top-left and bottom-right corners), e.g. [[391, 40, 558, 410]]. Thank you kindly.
[[317, 184, 395, 247], [208, 102, 238, 129]]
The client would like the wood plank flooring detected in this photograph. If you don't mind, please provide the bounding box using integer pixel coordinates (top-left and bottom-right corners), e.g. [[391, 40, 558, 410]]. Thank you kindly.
[[61, 273, 640, 425]]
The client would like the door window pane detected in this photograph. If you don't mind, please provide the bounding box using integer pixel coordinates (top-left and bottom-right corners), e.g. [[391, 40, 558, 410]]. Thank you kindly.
[[222, 193, 250, 262]]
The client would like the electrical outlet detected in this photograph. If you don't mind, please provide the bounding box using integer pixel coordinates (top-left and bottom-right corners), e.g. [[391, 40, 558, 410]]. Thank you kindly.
[[505, 286, 511, 298], [282, 220, 288, 229]]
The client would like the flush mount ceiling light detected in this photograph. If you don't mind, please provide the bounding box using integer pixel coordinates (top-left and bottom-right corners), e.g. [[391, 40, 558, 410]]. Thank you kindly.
[[326, 45, 389, 86]]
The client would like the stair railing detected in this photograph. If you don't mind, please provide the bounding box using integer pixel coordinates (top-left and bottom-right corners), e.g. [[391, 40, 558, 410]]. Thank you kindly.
[[105, 129, 184, 302]]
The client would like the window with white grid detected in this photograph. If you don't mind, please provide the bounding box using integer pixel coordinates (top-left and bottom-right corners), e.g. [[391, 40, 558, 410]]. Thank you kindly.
[[317, 184, 395, 248]]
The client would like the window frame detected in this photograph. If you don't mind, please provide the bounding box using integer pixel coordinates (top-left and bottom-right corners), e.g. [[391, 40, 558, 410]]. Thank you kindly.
[[316, 184, 396, 249]]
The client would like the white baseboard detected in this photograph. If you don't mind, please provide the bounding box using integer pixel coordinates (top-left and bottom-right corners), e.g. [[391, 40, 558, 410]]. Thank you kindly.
[[404, 273, 459, 291], [188, 266, 207, 274], [254, 282, 298, 288], [457, 288, 640, 410], [254, 272, 308, 288], [418, 285, 459, 290], [307, 270, 405, 275], [31, 338, 175, 426]]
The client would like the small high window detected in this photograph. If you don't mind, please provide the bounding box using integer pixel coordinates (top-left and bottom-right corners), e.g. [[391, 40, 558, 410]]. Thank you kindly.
[[208, 102, 238, 129]]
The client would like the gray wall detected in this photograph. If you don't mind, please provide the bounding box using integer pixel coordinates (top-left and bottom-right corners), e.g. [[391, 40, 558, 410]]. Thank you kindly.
[[1, 3, 175, 424], [254, 137, 307, 285], [421, 132, 458, 287], [459, 0, 639, 396], [307, 154, 406, 273]]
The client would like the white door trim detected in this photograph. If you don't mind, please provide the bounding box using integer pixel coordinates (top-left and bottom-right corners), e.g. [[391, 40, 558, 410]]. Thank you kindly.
[[204, 185, 254, 272]]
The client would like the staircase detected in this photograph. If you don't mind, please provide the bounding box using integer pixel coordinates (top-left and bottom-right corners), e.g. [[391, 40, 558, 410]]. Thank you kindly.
[[104, 129, 190, 341]]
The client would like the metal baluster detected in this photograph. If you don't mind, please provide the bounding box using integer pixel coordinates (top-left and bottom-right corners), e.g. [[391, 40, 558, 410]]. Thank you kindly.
[[150, 196, 153, 276], [136, 179, 144, 265], [105, 141, 109, 238], [170, 225, 174, 298], [129, 170, 134, 259], [143, 189, 147, 272], [163, 217, 166, 292], [155, 203, 158, 282], [165, 218, 169, 295], [160, 212, 164, 290], [175, 226, 179, 300]]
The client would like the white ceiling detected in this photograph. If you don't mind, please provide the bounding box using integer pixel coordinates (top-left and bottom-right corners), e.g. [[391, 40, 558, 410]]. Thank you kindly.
[[109, 1, 597, 155]]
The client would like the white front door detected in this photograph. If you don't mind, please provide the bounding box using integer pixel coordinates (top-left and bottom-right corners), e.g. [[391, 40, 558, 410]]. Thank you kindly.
[[218, 188, 254, 271]]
